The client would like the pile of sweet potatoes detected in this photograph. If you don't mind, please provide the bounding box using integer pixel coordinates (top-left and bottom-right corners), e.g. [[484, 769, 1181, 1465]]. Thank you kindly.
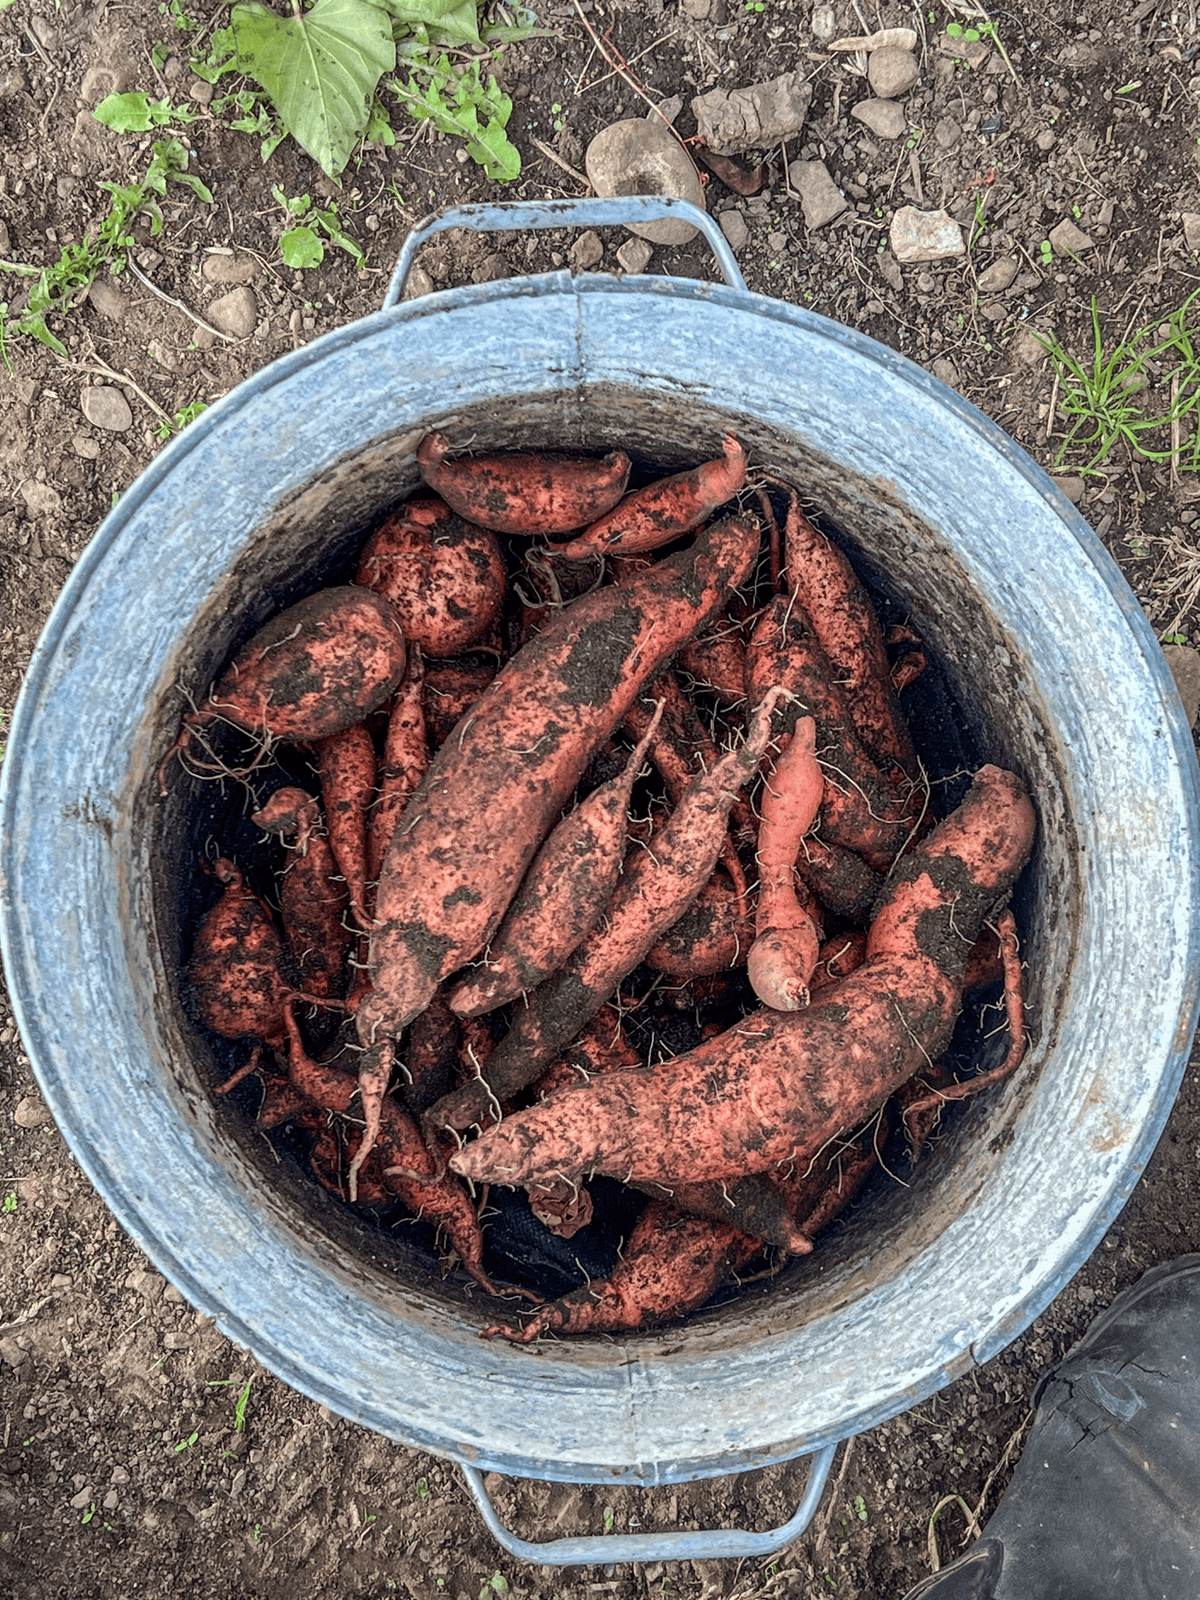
[[168, 431, 1036, 1339]]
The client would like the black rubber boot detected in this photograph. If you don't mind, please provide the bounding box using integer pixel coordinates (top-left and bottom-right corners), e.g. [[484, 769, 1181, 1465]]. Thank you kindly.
[[900, 1255, 1200, 1599]]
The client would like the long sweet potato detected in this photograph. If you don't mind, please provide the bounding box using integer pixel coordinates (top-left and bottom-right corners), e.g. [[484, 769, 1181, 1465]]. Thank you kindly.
[[366, 646, 428, 893], [315, 722, 376, 932], [449, 764, 1036, 1191], [746, 717, 824, 1011], [417, 434, 631, 534], [251, 787, 351, 1000], [358, 515, 762, 1049]]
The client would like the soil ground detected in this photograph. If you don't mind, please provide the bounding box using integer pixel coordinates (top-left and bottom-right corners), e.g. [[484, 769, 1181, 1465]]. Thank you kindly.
[[3, 0, 1200, 1596]]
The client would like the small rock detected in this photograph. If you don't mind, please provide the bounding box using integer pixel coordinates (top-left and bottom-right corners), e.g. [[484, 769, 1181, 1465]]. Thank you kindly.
[[0, 219, 10, 257], [471, 253, 511, 283], [102, 1489, 119, 1511], [787, 160, 847, 229], [0, 1339, 27, 1370], [1183, 213, 1200, 255], [402, 263, 434, 301], [1048, 217, 1094, 256], [1010, 325, 1050, 366], [933, 116, 962, 150], [585, 120, 706, 244], [851, 99, 906, 140], [81, 63, 134, 105], [110, 1466, 130, 1484], [616, 237, 653, 274], [569, 230, 604, 271], [1164, 644, 1200, 729], [766, 229, 789, 253], [976, 257, 1018, 293], [81, 385, 133, 432], [136, 249, 163, 272], [938, 29, 991, 68], [1077, 1284, 1097, 1305], [231, 1468, 247, 1498], [205, 286, 257, 339], [691, 72, 812, 156], [867, 48, 920, 100], [188, 77, 213, 106], [932, 356, 959, 386], [830, 27, 918, 52], [29, 16, 58, 49], [163, 1284, 187, 1305], [889, 206, 964, 263], [147, 339, 178, 371], [19, 480, 62, 516], [1053, 476, 1086, 505], [1036, 129, 1056, 151], [878, 253, 903, 291], [679, 0, 713, 15], [718, 209, 748, 251], [69, 1487, 93, 1511], [88, 278, 128, 321], [811, 4, 837, 43], [72, 433, 100, 459], [163, 1330, 190, 1351], [125, 1269, 165, 1302], [648, 96, 683, 125], [201, 252, 257, 286], [13, 1094, 52, 1129]]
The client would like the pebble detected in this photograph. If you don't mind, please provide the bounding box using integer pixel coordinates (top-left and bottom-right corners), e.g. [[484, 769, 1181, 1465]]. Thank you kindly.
[[13, 1095, 52, 1129], [679, 0, 714, 15], [402, 263, 434, 301], [877, 254, 903, 291], [1164, 644, 1200, 729], [811, 4, 837, 43], [0, 219, 9, 257], [585, 119, 705, 244], [616, 236, 654, 274], [19, 480, 62, 516], [69, 1487, 93, 1511], [205, 286, 257, 339], [931, 356, 959, 386], [831, 27, 918, 52], [569, 230, 603, 270], [976, 257, 1018, 293], [1053, 476, 1086, 505], [1048, 217, 1094, 256], [1010, 325, 1050, 366], [201, 252, 257, 286], [81, 385, 133, 432], [933, 116, 962, 150], [867, 48, 920, 100], [88, 279, 128, 321], [147, 339, 178, 371], [188, 77, 213, 106], [125, 1269, 165, 1302], [111, 1466, 130, 1484], [1182, 213, 1200, 255], [649, 96, 683, 125], [0, 1339, 27, 1369], [889, 206, 964, 264], [691, 72, 812, 156], [718, 209, 748, 251], [787, 160, 847, 228], [938, 29, 990, 68], [231, 1468, 247, 1498], [102, 1489, 119, 1510], [851, 99, 906, 140], [1036, 129, 1056, 151]]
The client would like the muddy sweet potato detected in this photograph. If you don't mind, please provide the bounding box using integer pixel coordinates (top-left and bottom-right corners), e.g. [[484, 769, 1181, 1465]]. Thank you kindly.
[[644, 870, 754, 978], [449, 764, 1036, 1191], [417, 434, 631, 534], [366, 647, 429, 894], [356, 497, 506, 656], [315, 722, 376, 932], [251, 788, 351, 1001], [746, 718, 824, 1011], [187, 858, 293, 1053]]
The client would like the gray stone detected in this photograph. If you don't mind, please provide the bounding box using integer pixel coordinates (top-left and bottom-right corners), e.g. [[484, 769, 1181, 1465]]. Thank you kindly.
[[1183, 213, 1200, 255], [1036, 128, 1056, 151], [471, 253, 511, 283], [81, 385, 133, 432], [585, 119, 706, 244], [867, 47, 919, 100], [201, 252, 257, 286], [878, 253, 903, 291], [69, 1487, 93, 1511], [88, 278, 128, 321], [188, 77, 214, 106], [811, 4, 836, 42], [1164, 644, 1200, 729], [13, 1094, 52, 1129], [205, 286, 257, 339], [1048, 217, 1094, 256], [102, 1489, 119, 1511], [81, 63, 134, 105], [19, 479, 61, 516], [934, 116, 962, 150], [931, 356, 960, 386], [766, 229, 789, 252], [977, 257, 1018, 293], [0, 1338, 27, 1369], [787, 160, 847, 228], [1053, 476, 1086, 505], [72, 434, 100, 459], [938, 29, 990, 68], [889, 206, 964, 263], [1010, 325, 1050, 366], [0, 219, 9, 257], [679, 0, 713, 15], [851, 99, 906, 139], [691, 72, 812, 156], [718, 209, 748, 251], [402, 263, 434, 301], [616, 237, 653, 274], [125, 1269, 165, 1302], [569, 230, 604, 270], [147, 339, 178, 371], [648, 96, 683, 125]]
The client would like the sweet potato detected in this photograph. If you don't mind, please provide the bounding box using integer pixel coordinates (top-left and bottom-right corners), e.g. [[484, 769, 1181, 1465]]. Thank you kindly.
[[552, 434, 747, 560], [447, 703, 664, 1018], [359, 514, 762, 1050], [417, 434, 631, 534], [160, 587, 406, 792], [795, 835, 882, 923], [449, 764, 1036, 1191], [746, 718, 824, 1011], [422, 660, 497, 748], [355, 497, 506, 656], [187, 858, 292, 1052], [366, 647, 428, 892], [678, 621, 748, 707], [315, 722, 376, 932], [481, 1199, 760, 1342], [644, 870, 753, 977], [251, 787, 351, 1000], [430, 688, 786, 1130]]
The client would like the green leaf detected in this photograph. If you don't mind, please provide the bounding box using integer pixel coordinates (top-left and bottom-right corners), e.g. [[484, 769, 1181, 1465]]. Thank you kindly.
[[93, 92, 158, 132], [281, 224, 325, 268], [230, 0, 396, 179], [377, 0, 480, 43]]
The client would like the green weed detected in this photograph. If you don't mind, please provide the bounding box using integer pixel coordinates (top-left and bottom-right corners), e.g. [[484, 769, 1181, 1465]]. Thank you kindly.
[[156, 398, 208, 442], [92, 91, 197, 132], [2, 1193, 16, 1214], [234, 1376, 253, 1432], [273, 187, 365, 269]]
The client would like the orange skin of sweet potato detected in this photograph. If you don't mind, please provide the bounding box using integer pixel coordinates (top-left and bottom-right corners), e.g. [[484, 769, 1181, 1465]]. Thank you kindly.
[[355, 497, 506, 656], [448, 705, 664, 1018], [429, 688, 786, 1131], [188, 858, 293, 1052], [417, 433, 631, 535], [644, 870, 754, 978], [747, 718, 824, 1011], [552, 434, 747, 561], [421, 661, 498, 749], [678, 620, 748, 708], [366, 647, 429, 894], [481, 1198, 760, 1342], [449, 764, 1036, 1192], [359, 515, 762, 1051], [251, 787, 351, 1001], [315, 722, 376, 933], [161, 587, 406, 792]]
